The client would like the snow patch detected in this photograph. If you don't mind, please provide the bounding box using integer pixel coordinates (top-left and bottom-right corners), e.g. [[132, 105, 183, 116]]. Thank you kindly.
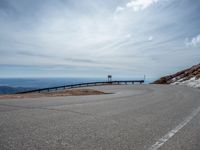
[[171, 77, 200, 88]]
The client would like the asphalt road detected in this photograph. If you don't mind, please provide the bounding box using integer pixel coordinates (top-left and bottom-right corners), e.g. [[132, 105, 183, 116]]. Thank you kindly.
[[0, 85, 200, 150]]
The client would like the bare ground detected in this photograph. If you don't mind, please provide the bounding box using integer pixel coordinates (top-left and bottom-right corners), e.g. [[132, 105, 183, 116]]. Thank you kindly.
[[0, 88, 108, 99]]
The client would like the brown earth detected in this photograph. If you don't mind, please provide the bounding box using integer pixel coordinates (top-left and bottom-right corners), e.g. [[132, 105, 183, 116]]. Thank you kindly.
[[0, 88, 109, 100], [153, 63, 200, 84]]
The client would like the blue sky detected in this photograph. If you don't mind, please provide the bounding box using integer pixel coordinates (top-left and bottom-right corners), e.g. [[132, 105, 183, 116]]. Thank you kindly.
[[0, 0, 200, 78]]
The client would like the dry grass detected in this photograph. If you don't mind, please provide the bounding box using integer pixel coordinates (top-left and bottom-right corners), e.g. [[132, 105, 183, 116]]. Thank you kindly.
[[0, 88, 108, 100]]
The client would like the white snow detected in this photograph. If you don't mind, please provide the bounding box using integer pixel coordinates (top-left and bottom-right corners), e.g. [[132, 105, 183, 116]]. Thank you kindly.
[[171, 77, 200, 88]]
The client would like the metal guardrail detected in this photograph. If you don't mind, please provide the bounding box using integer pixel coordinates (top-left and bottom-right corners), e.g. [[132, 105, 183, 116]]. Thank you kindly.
[[16, 80, 144, 94]]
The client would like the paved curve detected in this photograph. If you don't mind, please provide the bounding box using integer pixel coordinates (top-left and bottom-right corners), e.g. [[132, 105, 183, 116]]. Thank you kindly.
[[0, 85, 200, 150]]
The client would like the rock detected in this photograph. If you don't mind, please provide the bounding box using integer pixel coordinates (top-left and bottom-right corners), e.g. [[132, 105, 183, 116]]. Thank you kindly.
[[153, 64, 200, 84]]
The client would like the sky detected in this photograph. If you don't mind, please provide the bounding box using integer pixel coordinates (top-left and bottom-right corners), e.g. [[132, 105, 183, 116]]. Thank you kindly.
[[0, 0, 200, 78]]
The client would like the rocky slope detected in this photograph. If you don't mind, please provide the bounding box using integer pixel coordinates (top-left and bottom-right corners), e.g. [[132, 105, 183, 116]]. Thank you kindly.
[[153, 64, 200, 88]]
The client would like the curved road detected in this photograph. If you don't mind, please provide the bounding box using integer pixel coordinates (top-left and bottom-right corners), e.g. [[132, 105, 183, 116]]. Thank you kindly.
[[0, 85, 200, 150]]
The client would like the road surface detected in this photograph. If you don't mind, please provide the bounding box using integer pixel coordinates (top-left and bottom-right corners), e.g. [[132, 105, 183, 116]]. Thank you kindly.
[[0, 85, 200, 150]]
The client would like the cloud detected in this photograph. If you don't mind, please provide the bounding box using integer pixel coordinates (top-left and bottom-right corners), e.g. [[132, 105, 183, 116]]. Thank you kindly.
[[185, 34, 200, 47], [18, 51, 97, 64], [1, 0, 200, 78], [18, 51, 50, 58], [148, 36, 154, 41], [126, 0, 159, 11], [115, 6, 125, 13], [125, 34, 132, 39], [63, 58, 96, 63]]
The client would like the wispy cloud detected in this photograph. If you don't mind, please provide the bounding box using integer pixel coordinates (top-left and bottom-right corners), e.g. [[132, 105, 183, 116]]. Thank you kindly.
[[148, 36, 154, 41], [185, 34, 200, 47], [18, 51, 50, 58], [0, 0, 200, 78], [115, 0, 160, 13], [126, 0, 159, 11], [115, 6, 125, 13]]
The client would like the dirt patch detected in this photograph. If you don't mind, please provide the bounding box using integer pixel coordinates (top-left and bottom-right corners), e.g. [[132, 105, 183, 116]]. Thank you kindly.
[[0, 88, 109, 99]]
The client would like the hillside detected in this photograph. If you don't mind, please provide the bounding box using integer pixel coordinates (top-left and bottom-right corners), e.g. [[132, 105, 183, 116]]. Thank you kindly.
[[153, 64, 200, 88]]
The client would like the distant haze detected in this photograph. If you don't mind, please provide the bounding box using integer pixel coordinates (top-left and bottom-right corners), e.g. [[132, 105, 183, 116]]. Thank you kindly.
[[0, 0, 200, 78]]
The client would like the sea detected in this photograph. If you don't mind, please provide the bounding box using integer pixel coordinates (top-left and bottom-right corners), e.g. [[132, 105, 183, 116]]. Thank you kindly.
[[0, 77, 155, 89], [0, 77, 102, 89]]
